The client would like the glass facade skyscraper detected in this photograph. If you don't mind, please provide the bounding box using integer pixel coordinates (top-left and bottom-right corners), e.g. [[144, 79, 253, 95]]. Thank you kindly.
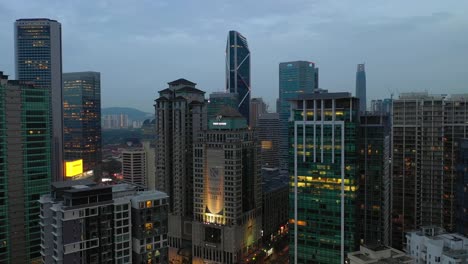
[[279, 61, 318, 170], [226, 30, 251, 123], [15, 18, 63, 182], [289, 92, 360, 264], [0, 72, 51, 263], [355, 64, 366, 113], [63, 72, 101, 179]]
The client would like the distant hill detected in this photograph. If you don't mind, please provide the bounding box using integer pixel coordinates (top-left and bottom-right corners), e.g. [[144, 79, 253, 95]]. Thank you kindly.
[[102, 107, 153, 121]]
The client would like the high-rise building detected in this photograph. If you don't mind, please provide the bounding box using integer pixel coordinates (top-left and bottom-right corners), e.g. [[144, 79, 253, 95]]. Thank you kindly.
[[15, 18, 63, 181], [192, 107, 262, 263], [63, 72, 101, 179], [102, 114, 129, 129], [249, 97, 267, 127], [0, 72, 51, 263], [289, 92, 360, 264], [278, 61, 318, 170], [370, 99, 392, 115], [154, 78, 207, 250], [141, 119, 156, 190], [226, 30, 251, 123], [358, 114, 391, 246], [39, 181, 169, 263], [257, 113, 280, 168], [457, 138, 468, 237], [207, 92, 238, 121], [356, 64, 366, 113], [391, 92, 468, 249], [122, 149, 146, 188]]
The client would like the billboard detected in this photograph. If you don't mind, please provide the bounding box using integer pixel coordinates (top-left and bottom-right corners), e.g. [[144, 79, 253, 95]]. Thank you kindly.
[[206, 148, 224, 215], [65, 159, 83, 177]]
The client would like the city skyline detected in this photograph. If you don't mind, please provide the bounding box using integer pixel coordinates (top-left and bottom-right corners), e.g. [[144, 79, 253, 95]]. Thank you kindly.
[[0, 1, 467, 112]]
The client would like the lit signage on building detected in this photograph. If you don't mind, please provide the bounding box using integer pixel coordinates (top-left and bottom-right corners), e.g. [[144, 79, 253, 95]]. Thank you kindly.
[[65, 159, 83, 177], [212, 122, 227, 126]]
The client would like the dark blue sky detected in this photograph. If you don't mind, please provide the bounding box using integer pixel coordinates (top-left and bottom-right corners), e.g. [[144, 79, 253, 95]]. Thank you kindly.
[[1, 0, 467, 112]]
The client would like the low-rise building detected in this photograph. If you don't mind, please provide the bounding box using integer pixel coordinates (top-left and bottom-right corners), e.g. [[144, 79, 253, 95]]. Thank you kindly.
[[348, 245, 413, 264], [406, 226, 468, 264]]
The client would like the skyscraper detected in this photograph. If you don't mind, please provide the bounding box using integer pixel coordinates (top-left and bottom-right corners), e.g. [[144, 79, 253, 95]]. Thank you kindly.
[[0, 72, 51, 263], [207, 92, 238, 121], [154, 78, 207, 250], [257, 113, 280, 168], [355, 63, 366, 112], [358, 114, 391, 246], [226, 30, 251, 123], [192, 107, 262, 263], [391, 92, 468, 249], [122, 149, 147, 188], [249, 97, 267, 127], [63, 72, 101, 179], [456, 138, 468, 237], [278, 61, 318, 170], [289, 91, 360, 264], [15, 18, 63, 181]]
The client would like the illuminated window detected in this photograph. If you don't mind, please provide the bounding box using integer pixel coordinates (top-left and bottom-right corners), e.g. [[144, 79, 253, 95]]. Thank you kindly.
[[146, 200, 152, 208], [145, 223, 153, 230], [146, 244, 152, 250]]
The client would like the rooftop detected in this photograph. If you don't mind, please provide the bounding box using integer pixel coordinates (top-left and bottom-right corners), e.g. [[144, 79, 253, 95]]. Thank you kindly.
[[167, 78, 196, 86]]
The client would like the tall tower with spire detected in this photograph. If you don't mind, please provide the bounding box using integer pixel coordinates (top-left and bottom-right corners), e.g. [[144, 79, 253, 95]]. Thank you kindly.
[[356, 63, 367, 112]]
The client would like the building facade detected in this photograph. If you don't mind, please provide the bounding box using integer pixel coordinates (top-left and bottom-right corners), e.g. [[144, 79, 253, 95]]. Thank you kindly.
[[249, 97, 267, 127], [207, 92, 238, 121], [262, 168, 288, 244], [39, 181, 169, 264], [0, 72, 51, 263], [391, 93, 468, 249], [226, 30, 251, 123], [289, 92, 360, 264], [370, 98, 392, 115], [63, 71, 101, 179], [359, 114, 391, 246], [154, 78, 207, 250], [192, 108, 262, 264], [122, 149, 147, 188], [257, 113, 280, 168], [278, 61, 318, 170], [15, 18, 63, 181], [348, 245, 412, 264], [457, 139, 468, 237], [355, 64, 366, 112], [406, 226, 468, 264]]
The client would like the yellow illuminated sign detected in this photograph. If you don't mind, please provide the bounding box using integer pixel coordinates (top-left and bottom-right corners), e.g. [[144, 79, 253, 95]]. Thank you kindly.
[[65, 159, 83, 177]]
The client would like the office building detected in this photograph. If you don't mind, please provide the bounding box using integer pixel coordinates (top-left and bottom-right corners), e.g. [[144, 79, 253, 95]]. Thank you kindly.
[[262, 168, 288, 244], [348, 245, 412, 264], [359, 114, 391, 246], [154, 78, 207, 250], [278, 61, 319, 170], [457, 139, 468, 237], [406, 226, 468, 264], [207, 92, 238, 121], [289, 91, 360, 264], [0, 72, 51, 263], [122, 149, 146, 188], [356, 64, 366, 112], [370, 99, 392, 115], [15, 18, 63, 181], [39, 181, 169, 263], [249, 97, 267, 127], [257, 113, 280, 168], [63, 72, 101, 179], [391, 93, 468, 249], [192, 107, 262, 264], [226, 30, 251, 123]]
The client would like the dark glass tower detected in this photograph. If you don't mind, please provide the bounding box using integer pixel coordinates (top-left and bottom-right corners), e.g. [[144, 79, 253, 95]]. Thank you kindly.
[[226, 30, 251, 123], [63, 72, 101, 179], [456, 138, 468, 237], [356, 64, 366, 112], [15, 18, 63, 181]]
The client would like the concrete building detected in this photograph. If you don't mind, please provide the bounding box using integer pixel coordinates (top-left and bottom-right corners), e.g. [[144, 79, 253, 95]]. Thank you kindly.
[[102, 114, 129, 129], [226, 30, 251, 123], [356, 64, 367, 112], [391, 93, 468, 249], [359, 114, 391, 246], [406, 226, 468, 264], [141, 119, 156, 190], [0, 72, 52, 263], [15, 18, 64, 182], [289, 91, 360, 264], [249, 97, 267, 127], [262, 168, 288, 244], [257, 113, 280, 168], [122, 149, 147, 188], [39, 181, 169, 263], [348, 245, 413, 264], [370, 99, 392, 115], [192, 107, 262, 264], [154, 78, 207, 250], [63, 71, 101, 179]]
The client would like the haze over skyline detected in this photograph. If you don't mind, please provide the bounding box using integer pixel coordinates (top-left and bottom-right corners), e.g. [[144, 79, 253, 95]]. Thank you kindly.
[[1, 0, 467, 112]]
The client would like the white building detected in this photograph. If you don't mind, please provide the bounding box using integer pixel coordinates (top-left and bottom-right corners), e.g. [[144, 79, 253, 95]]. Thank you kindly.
[[122, 149, 147, 188], [348, 245, 413, 264], [406, 226, 468, 264]]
